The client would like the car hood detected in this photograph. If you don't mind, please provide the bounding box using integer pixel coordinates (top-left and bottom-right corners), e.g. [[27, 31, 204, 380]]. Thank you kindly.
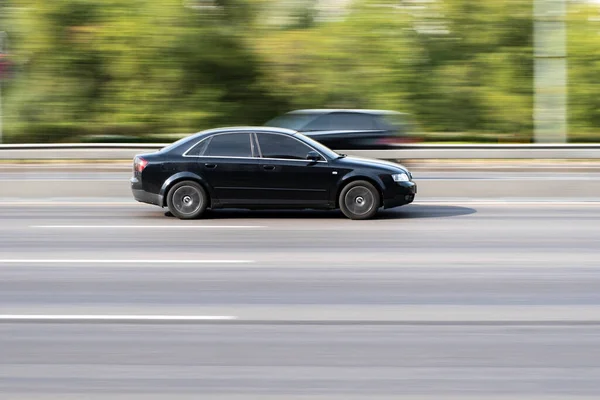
[[333, 155, 409, 173]]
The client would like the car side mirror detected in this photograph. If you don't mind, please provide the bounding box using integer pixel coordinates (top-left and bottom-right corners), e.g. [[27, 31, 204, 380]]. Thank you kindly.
[[306, 151, 321, 162]]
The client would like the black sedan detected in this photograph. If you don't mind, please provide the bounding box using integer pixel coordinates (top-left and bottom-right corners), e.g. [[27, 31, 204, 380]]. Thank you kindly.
[[130, 127, 416, 220], [264, 109, 416, 150]]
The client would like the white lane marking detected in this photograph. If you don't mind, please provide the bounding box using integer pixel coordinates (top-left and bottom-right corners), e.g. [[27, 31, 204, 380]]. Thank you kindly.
[[417, 176, 600, 181], [0, 259, 254, 264], [0, 200, 599, 207], [32, 225, 264, 229], [0, 179, 123, 182], [0, 201, 137, 206], [0, 315, 237, 321], [416, 201, 600, 206]]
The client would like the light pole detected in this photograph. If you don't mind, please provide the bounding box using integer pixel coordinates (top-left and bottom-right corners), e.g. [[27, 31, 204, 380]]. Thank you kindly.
[[534, 0, 567, 143], [0, 31, 6, 144]]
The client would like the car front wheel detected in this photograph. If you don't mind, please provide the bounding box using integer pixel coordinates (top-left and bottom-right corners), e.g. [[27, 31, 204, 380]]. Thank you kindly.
[[166, 181, 208, 220], [339, 180, 380, 220]]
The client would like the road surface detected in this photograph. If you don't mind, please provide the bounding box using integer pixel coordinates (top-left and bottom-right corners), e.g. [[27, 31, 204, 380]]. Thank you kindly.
[[1, 200, 600, 399], [3, 167, 600, 199]]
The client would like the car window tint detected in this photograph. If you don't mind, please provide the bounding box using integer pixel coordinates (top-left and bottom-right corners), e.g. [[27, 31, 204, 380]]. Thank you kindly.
[[186, 138, 210, 156], [257, 133, 317, 160], [331, 113, 376, 130], [160, 135, 197, 153], [204, 133, 252, 157], [304, 113, 376, 131], [264, 113, 319, 131], [303, 114, 333, 131]]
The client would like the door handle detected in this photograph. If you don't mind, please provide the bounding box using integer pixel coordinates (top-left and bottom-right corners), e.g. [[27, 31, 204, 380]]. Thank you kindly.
[[262, 165, 276, 171], [204, 163, 217, 169]]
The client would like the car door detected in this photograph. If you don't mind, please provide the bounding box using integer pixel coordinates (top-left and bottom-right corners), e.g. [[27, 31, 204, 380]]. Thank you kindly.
[[254, 132, 337, 207], [301, 112, 386, 149], [189, 131, 262, 206]]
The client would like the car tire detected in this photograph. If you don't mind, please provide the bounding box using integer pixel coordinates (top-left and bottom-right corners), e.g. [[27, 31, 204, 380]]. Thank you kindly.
[[166, 180, 208, 220], [339, 180, 380, 220]]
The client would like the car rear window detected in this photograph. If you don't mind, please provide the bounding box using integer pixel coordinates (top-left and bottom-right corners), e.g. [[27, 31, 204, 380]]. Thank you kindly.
[[185, 138, 210, 156], [160, 135, 197, 153]]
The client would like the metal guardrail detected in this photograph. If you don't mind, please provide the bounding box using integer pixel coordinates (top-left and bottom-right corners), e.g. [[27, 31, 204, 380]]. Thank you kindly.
[[1, 143, 600, 160]]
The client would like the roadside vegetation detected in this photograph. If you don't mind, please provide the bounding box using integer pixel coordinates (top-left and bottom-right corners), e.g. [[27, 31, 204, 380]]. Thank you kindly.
[[1, 0, 599, 143]]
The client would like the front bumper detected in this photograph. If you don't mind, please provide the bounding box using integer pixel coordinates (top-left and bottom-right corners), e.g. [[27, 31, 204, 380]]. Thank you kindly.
[[383, 181, 417, 209]]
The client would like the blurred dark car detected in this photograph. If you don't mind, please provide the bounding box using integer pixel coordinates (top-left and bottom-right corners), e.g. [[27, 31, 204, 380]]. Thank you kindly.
[[264, 109, 416, 150]]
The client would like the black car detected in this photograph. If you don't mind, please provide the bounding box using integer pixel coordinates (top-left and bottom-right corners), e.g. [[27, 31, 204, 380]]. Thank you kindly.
[[264, 109, 416, 150], [131, 127, 416, 220]]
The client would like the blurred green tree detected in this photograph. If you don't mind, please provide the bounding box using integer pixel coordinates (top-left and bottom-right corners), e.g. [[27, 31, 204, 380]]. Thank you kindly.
[[2, 0, 599, 142]]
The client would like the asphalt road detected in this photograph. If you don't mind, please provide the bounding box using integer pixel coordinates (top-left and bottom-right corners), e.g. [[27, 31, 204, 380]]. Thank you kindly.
[[1, 200, 600, 399], [3, 168, 600, 199]]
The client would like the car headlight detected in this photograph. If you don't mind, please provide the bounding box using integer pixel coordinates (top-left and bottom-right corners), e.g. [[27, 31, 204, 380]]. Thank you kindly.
[[392, 172, 410, 182]]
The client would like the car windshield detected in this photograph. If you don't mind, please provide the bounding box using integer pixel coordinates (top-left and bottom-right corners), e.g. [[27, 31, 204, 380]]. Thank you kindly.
[[264, 113, 319, 131]]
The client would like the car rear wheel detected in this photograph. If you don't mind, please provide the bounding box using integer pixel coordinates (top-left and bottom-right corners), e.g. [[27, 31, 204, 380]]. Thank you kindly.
[[166, 181, 208, 220], [339, 180, 380, 220]]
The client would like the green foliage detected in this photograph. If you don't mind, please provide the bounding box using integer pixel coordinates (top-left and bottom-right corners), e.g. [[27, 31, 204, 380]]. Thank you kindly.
[[4, 0, 287, 142], [1, 0, 599, 143], [568, 3, 600, 134]]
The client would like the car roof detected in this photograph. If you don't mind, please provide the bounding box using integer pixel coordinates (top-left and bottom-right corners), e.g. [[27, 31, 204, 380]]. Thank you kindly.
[[196, 126, 298, 136], [160, 126, 302, 154], [286, 109, 407, 116]]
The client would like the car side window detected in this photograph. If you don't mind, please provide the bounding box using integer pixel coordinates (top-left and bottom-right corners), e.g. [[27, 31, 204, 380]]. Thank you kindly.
[[257, 133, 320, 160], [186, 138, 210, 156], [204, 133, 253, 157], [303, 113, 376, 131], [303, 114, 334, 131], [330, 113, 377, 130]]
